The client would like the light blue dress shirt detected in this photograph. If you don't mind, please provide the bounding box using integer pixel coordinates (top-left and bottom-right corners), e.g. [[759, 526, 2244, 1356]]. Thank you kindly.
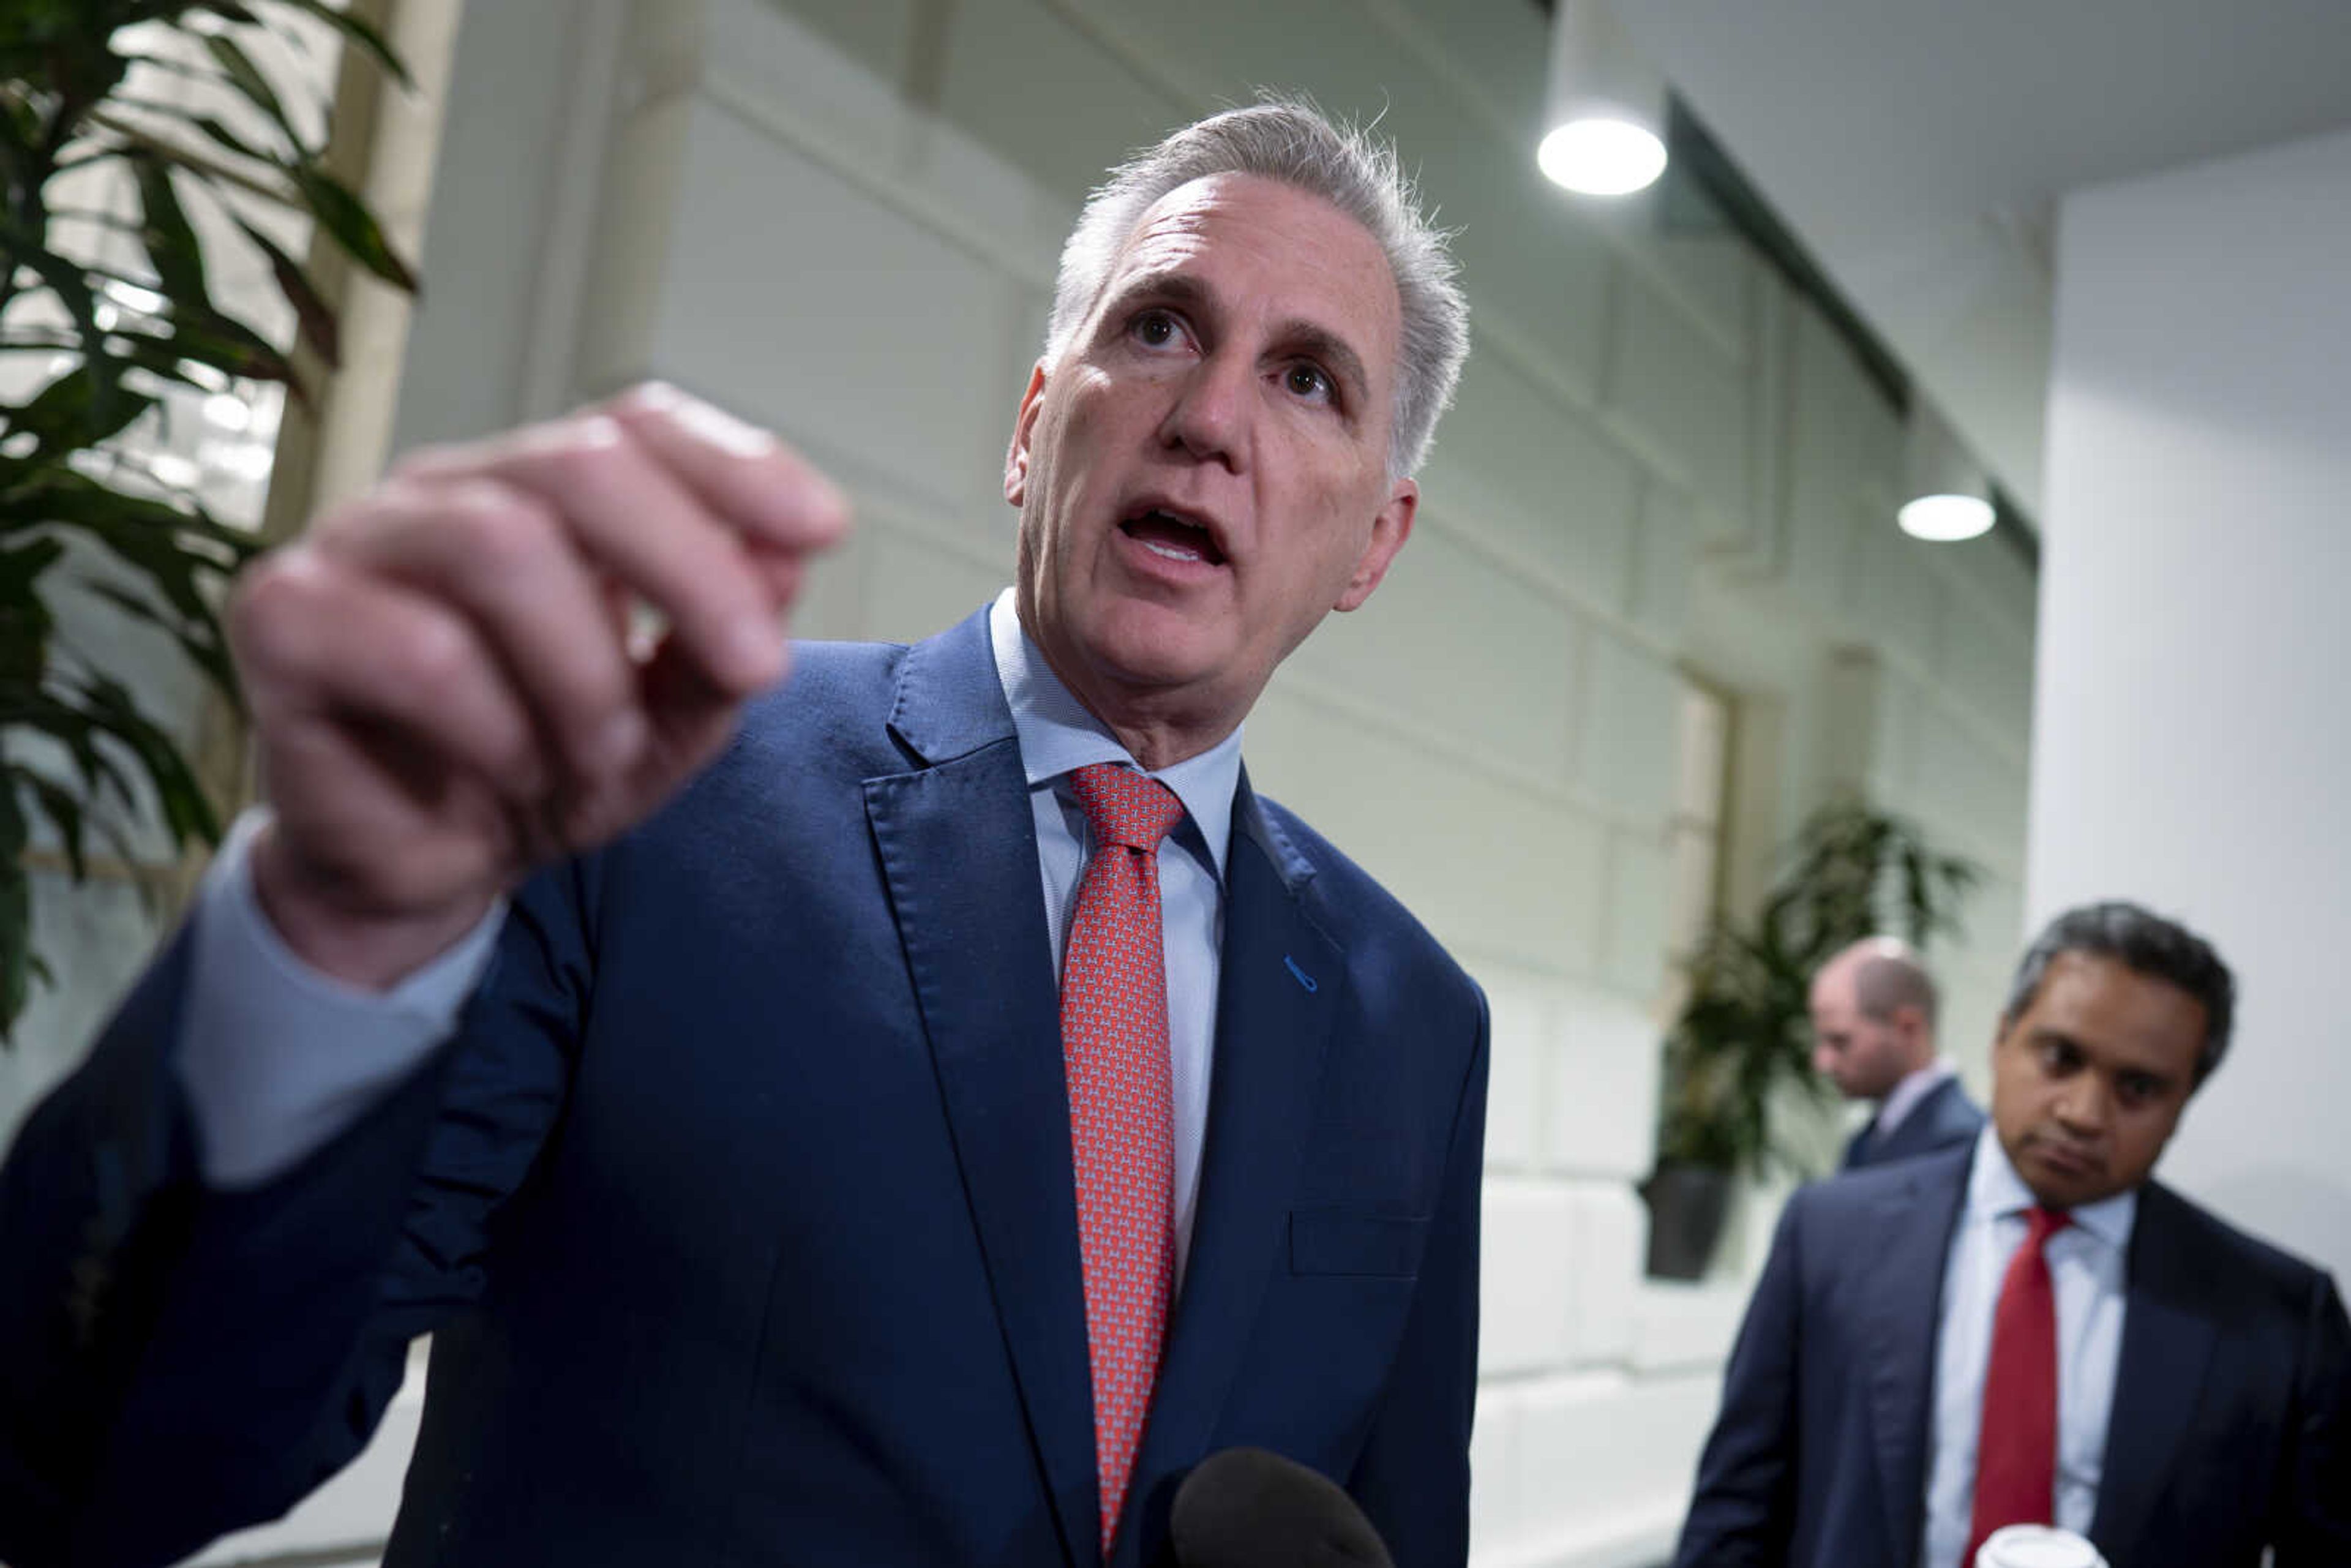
[[988, 589, 1239, 1284], [1921, 1125, 2137, 1568], [176, 588, 1242, 1281]]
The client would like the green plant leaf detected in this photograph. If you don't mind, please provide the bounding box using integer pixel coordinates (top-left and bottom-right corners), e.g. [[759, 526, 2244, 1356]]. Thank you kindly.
[[4, 697, 142, 815], [290, 164, 417, 291], [93, 320, 300, 399], [201, 30, 312, 159], [76, 671, 221, 846], [179, 108, 285, 167], [0, 853, 27, 1038], [1, 465, 256, 557], [81, 578, 242, 708], [14, 765, 89, 880], [266, 0, 414, 90], [1, 365, 159, 456], [0, 541, 61, 685], [8, 247, 135, 426], [234, 216, 338, 365], [130, 154, 213, 307]]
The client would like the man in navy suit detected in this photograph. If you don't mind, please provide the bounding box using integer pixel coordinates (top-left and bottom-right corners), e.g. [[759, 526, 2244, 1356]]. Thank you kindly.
[[0, 102, 1487, 1568], [1809, 937, 1985, 1169], [1674, 902, 2350, 1568]]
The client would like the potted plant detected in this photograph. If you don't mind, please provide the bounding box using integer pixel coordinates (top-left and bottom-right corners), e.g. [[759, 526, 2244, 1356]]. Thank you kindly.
[[0, 1, 414, 1034], [1642, 798, 1980, 1279]]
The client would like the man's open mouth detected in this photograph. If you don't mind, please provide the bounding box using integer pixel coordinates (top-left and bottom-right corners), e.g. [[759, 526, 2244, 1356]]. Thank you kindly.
[[1119, 506, 1227, 566]]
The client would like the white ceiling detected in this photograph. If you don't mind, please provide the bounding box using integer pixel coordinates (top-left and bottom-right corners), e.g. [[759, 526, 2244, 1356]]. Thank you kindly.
[[1610, 0, 2351, 519]]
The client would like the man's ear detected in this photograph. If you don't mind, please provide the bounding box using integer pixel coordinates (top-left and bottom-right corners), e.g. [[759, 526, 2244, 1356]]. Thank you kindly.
[[1005, 361, 1049, 508], [1335, 478, 1417, 612]]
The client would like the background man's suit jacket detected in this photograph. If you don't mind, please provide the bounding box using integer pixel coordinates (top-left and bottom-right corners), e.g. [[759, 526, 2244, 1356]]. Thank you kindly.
[[1674, 1140, 2351, 1568], [1841, 1075, 1987, 1170], [0, 607, 1491, 1568]]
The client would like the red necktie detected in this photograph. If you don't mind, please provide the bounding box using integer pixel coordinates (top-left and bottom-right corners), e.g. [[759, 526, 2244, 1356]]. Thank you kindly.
[[1062, 763, 1186, 1556], [1967, 1204, 2073, 1565]]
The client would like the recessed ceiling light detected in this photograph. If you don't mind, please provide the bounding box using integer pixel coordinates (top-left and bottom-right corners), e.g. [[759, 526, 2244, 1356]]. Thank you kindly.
[[1539, 118, 1668, 196], [1542, 1, 1668, 198], [1897, 493, 1995, 542]]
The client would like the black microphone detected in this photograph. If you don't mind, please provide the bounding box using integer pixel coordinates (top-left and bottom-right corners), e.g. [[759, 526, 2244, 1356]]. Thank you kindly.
[[1150, 1447, 1396, 1567]]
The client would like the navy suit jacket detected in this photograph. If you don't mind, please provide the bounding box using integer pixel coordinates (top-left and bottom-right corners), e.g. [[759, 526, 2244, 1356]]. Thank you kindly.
[[1673, 1141, 2351, 1568], [1840, 1076, 1986, 1171], [0, 608, 1490, 1568]]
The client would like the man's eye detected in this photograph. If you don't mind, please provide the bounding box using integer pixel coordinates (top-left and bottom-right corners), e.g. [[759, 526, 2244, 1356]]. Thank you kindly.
[[1284, 363, 1333, 403], [1131, 310, 1182, 349]]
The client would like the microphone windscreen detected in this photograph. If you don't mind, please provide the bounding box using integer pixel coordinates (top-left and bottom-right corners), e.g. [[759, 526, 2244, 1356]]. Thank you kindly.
[[1159, 1447, 1395, 1568]]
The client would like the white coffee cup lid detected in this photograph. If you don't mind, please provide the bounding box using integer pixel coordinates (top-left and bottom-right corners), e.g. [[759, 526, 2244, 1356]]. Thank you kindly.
[[1976, 1525, 2109, 1568]]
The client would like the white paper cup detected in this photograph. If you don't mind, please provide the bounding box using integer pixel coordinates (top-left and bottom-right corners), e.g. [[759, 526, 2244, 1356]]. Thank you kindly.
[[1975, 1525, 2109, 1568]]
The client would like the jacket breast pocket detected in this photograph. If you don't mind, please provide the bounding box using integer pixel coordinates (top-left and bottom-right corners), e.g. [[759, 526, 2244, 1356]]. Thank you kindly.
[[1288, 1207, 1430, 1280]]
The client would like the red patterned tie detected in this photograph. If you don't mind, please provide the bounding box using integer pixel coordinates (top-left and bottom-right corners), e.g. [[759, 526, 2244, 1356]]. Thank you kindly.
[[1062, 763, 1186, 1556], [1967, 1204, 2073, 1566]]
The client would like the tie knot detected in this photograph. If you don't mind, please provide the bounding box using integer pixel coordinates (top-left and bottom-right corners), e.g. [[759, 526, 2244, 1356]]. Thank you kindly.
[[1068, 763, 1185, 853], [2024, 1205, 2072, 1247]]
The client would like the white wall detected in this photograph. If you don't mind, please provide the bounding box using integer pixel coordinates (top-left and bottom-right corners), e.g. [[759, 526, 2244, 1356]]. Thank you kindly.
[[2033, 125, 2351, 1288]]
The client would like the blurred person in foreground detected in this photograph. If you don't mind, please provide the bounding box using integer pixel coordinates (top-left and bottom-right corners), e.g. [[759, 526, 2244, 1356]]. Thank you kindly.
[[1674, 901, 2350, 1568], [0, 100, 1490, 1568], [1810, 936, 1984, 1169]]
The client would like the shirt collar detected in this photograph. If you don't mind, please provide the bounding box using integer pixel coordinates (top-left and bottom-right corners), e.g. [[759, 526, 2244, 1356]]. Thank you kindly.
[[1966, 1122, 2140, 1253], [1875, 1059, 1956, 1136], [987, 588, 1241, 880]]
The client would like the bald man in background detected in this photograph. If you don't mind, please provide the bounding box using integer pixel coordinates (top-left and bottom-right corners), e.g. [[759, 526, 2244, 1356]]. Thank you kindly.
[[1810, 937, 1984, 1169]]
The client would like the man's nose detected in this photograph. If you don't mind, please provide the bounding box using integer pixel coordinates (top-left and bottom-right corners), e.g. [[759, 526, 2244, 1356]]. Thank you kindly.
[[1159, 352, 1251, 471], [2053, 1076, 2112, 1135]]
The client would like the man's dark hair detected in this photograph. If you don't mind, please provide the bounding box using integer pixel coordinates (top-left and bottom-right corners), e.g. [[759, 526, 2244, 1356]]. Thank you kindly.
[[2001, 901, 2237, 1082]]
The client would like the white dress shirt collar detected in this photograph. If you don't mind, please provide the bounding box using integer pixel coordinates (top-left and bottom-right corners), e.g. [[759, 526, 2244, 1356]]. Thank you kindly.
[[1965, 1122, 2140, 1253], [988, 588, 1242, 880]]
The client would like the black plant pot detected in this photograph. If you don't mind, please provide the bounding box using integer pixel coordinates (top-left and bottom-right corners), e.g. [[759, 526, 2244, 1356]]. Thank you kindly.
[[1640, 1163, 1734, 1281]]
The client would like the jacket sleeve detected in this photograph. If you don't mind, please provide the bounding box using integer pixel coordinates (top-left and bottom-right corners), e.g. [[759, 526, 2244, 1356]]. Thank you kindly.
[[1346, 982, 1490, 1568], [1670, 1191, 1807, 1568], [2274, 1269, 2351, 1564], [0, 860, 596, 1568]]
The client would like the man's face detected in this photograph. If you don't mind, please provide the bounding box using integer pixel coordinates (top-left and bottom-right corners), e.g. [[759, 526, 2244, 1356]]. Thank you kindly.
[[1991, 950, 2207, 1209], [1006, 174, 1416, 756], [1809, 968, 1914, 1100]]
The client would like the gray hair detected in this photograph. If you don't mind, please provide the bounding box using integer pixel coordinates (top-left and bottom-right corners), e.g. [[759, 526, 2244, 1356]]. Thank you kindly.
[[2001, 901, 2237, 1084], [1043, 96, 1470, 479]]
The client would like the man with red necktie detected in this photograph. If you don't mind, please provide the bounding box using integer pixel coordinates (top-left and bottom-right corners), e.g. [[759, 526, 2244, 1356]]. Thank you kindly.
[[1673, 901, 2351, 1568], [0, 100, 1488, 1568]]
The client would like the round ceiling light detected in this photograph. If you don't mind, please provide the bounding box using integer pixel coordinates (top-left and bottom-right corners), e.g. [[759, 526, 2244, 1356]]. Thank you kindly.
[[1897, 493, 1996, 542], [1538, 118, 1668, 196]]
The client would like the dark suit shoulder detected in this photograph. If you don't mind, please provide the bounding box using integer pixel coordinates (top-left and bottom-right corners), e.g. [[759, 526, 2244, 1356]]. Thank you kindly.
[[1921, 1075, 1987, 1133], [1246, 792, 1477, 1005], [737, 637, 918, 768], [1906, 1076, 1988, 1153], [1786, 1141, 1973, 1255], [2139, 1180, 2339, 1308]]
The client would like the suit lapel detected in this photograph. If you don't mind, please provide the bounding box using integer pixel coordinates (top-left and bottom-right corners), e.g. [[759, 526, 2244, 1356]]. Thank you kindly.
[[2089, 1185, 2219, 1565], [1857, 1152, 1971, 1557], [863, 610, 1095, 1568], [1132, 781, 1342, 1499]]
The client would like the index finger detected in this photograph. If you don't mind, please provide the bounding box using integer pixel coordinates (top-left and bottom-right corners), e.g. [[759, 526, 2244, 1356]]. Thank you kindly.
[[604, 382, 851, 554]]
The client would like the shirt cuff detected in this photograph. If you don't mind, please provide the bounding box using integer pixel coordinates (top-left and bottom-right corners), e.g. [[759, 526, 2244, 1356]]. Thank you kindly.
[[174, 809, 507, 1190]]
